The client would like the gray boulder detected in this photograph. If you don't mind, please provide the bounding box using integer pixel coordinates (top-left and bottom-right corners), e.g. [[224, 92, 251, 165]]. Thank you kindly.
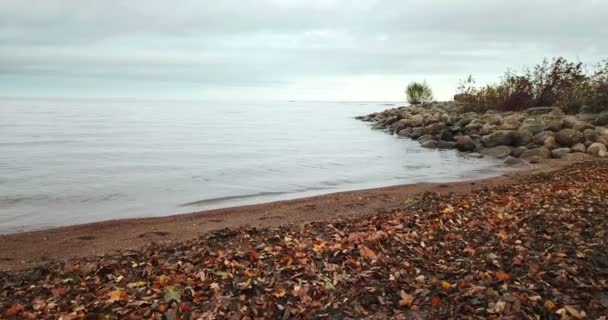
[[511, 146, 528, 158], [526, 107, 558, 116], [543, 136, 560, 150], [482, 130, 520, 148], [571, 143, 587, 153], [594, 112, 608, 126], [533, 131, 555, 145], [455, 135, 476, 152], [420, 140, 438, 149], [583, 128, 598, 142], [436, 141, 457, 149], [520, 147, 552, 160], [480, 146, 512, 159], [556, 128, 585, 147], [520, 123, 545, 135], [587, 142, 607, 156], [410, 114, 424, 127], [417, 134, 436, 144], [551, 148, 571, 159], [545, 120, 563, 132], [503, 156, 524, 165]]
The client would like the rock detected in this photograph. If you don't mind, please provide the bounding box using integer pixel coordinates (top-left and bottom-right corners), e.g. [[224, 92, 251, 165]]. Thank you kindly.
[[500, 114, 525, 130], [410, 114, 424, 127], [594, 112, 608, 126], [482, 130, 520, 148], [551, 148, 571, 159], [382, 116, 399, 126], [520, 147, 551, 160], [397, 129, 412, 137], [545, 119, 563, 132], [420, 140, 438, 149], [411, 128, 424, 139], [587, 142, 607, 156], [526, 107, 558, 115], [563, 152, 592, 161], [455, 135, 476, 152], [528, 156, 545, 164], [503, 156, 523, 165], [600, 150, 608, 157], [520, 123, 545, 135], [480, 146, 512, 159], [417, 134, 435, 144], [574, 122, 595, 132], [468, 153, 484, 158], [533, 131, 555, 145], [511, 146, 528, 158], [571, 143, 587, 153], [391, 119, 409, 132], [480, 124, 498, 135], [436, 141, 456, 149], [583, 128, 598, 142], [543, 136, 560, 150], [518, 129, 534, 146], [579, 105, 594, 114], [555, 128, 585, 147], [438, 130, 453, 142]]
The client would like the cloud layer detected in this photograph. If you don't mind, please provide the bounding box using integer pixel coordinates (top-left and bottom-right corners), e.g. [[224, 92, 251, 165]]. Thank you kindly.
[[1, 0, 607, 100]]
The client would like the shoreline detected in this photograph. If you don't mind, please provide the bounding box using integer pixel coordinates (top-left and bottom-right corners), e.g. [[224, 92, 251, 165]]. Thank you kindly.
[[0, 159, 568, 272]]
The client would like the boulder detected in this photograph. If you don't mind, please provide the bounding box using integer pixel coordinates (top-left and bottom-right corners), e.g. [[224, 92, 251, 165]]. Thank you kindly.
[[533, 131, 555, 145], [571, 143, 587, 153], [545, 120, 563, 132], [563, 152, 592, 161], [480, 146, 512, 159], [482, 130, 520, 148], [587, 142, 607, 156], [455, 135, 476, 152], [436, 141, 457, 149], [551, 148, 571, 159], [391, 119, 409, 132], [382, 116, 399, 126], [594, 112, 608, 126], [417, 134, 435, 144], [583, 128, 598, 142], [600, 150, 608, 158], [438, 130, 453, 142], [526, 107, 558, 115], [397, 129, 412, 137], [520, 123, 545, 135], [500, 114, 525, 130], [574, 122, 595, 132], [420, 140, 438, 149], [555, 128, 585, 147], [543, 136, 560, 150], [518, 129, 534, 146], [410, 114, 424, 127], [511, 146, 528, 158], [520, 147, 551, 160], [503, 156, 524, 165]]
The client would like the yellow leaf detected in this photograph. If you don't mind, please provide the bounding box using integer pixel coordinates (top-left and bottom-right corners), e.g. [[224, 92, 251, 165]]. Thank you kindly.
[[496, 213, 504, 220], [442, 205, 454, 214], [564, 305, 585, 319], [441, 281, 451, 290], [108, 289, 127, 302], [398, 291, 414, 307], [273, 288, 286, 298]]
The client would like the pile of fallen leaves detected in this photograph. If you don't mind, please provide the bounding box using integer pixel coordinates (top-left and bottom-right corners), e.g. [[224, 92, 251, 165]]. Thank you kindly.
[[2, 161, 608, 319]]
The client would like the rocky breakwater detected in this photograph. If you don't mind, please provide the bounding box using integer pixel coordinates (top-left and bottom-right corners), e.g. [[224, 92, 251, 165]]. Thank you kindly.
[[357, 102, 608, 164]]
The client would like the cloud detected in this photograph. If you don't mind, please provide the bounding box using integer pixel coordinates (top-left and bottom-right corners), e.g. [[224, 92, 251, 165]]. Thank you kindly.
[[0, 0, 606, 100]]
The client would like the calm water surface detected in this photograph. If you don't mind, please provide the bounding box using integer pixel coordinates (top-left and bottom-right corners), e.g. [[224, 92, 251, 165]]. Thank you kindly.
[[0, 98, 507, 233]]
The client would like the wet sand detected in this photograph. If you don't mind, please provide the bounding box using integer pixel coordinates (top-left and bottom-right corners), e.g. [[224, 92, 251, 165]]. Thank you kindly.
[[0, 160, 569, 271]]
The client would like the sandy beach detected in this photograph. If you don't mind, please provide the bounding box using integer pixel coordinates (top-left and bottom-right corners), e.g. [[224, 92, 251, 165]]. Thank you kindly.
[[0, 159, 567, 272]]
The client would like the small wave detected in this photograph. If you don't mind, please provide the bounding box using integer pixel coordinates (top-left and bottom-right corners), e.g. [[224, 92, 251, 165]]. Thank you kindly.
[[180, 192, 290, 206]]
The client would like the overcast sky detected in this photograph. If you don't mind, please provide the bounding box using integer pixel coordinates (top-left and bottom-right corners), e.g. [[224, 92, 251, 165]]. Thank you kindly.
[[1, 0, 606, 101]]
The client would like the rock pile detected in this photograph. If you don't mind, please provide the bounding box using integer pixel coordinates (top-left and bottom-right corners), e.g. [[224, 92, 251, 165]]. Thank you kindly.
[[358, 102, 608, 164]]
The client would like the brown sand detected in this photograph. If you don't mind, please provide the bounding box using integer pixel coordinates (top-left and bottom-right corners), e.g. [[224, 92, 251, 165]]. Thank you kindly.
[[0, 160, 569, 271]]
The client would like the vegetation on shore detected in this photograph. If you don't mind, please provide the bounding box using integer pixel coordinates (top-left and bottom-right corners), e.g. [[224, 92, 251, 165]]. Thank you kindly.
[[2, 161, 607, 319], [456, 57, 608, 114], [406, 82, 434, 105]]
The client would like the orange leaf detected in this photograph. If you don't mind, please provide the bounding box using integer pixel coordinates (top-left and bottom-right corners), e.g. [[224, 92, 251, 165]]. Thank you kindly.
[[398, 291, 414, 307], [497, 229, 508, 240], [359, 245, 378, 260], [4, 303, 24, 317], [496, 271, 510, 282], [544, 299, 556, 311], [108, 289, 127, 302]]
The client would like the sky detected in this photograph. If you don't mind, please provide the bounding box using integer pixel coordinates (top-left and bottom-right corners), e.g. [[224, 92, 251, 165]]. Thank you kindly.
[[0, 0, 607, 101]]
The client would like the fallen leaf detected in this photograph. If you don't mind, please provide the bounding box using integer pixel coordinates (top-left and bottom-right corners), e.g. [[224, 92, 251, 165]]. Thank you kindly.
[[544, 299, 556, 311], [108, 289, 127, 303], [496, 271, 510, 282], [359, 245, 377, 260], [398, 291, 414, 307]]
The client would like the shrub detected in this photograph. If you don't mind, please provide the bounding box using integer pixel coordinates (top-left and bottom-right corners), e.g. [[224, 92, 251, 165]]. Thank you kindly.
[[457, 57, 608, 113], [406, 82, 433, 105]]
